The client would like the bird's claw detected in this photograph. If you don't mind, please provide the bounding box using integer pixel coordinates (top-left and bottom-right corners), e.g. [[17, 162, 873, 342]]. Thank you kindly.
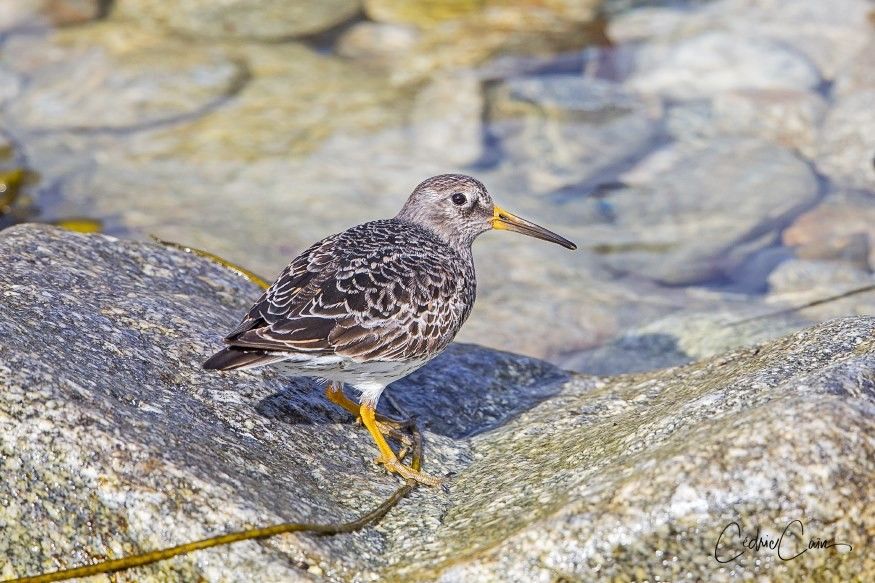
[[375, 455, 442, 486]]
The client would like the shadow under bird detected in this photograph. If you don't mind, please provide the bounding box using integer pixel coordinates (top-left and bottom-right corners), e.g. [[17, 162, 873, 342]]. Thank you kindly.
[[204, 174, 576, 485]]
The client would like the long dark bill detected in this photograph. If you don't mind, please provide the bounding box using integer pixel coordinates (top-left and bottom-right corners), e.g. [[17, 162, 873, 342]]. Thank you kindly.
[[492, 205, 577, 250]]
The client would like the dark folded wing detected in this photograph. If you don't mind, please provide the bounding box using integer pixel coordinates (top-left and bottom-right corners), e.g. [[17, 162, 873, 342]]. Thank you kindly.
[[224, 221, 474, 362]]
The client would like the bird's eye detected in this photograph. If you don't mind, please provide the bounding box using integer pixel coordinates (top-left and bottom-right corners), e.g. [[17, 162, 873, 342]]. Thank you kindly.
[[451, 192, 467, 206]]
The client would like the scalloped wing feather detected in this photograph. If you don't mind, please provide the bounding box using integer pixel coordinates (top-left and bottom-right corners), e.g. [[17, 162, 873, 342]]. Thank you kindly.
[[221, 220, 475, 364]]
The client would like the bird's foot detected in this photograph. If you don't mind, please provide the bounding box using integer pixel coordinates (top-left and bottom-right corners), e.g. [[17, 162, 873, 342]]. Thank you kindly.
[[375, 455, 443, 487], [377, 419, 413, 446], [333, 384, 441, 486]]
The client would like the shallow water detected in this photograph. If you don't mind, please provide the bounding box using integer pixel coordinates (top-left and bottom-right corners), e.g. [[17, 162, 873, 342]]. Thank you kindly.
[[1, 0, 873, 370]]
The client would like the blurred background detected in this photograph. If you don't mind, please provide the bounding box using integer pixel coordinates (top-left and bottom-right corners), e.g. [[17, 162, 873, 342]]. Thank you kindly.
[[1, 0, 873, 373]]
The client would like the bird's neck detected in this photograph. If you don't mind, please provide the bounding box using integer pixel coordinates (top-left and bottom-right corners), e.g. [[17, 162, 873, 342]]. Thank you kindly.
[[393, 217, 475, 259]]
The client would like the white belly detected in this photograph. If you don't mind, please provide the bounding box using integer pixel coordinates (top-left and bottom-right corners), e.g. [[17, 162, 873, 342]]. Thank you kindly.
[[267, 353, 430, 398]]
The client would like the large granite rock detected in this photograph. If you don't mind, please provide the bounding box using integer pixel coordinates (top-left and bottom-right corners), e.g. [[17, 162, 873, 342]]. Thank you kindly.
[[1, 225, 872, 582]]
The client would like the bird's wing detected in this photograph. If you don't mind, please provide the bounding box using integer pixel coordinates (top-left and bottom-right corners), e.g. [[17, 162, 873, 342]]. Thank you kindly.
[[222, 232, 341, 343], [224, 221, 473, 362]]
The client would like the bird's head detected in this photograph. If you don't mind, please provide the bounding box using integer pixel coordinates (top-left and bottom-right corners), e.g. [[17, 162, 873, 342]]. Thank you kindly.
[[396, 174, 577, 251]]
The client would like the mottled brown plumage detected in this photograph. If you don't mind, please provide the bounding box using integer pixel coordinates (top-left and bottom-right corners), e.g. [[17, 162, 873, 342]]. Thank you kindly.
[[204, 174, 575, 484], [207, 219, 475, 370]]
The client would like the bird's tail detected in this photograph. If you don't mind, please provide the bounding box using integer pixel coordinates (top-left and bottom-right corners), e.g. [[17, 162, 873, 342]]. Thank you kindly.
[[202, 347, 287, 371]]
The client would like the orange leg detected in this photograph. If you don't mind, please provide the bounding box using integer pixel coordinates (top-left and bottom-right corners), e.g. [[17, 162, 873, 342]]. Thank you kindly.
[[359, 400, 441, 486], [324, 382, 439, 485], [324, 382, 413, 440], [325, 381, 362, 417]]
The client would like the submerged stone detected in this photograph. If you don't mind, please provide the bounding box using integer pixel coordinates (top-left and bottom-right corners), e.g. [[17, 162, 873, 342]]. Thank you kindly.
[[114, 0, 361, 41]]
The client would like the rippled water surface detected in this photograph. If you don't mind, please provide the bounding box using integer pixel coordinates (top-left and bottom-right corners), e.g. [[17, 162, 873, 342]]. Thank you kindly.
[[1, 0, 873, 371]]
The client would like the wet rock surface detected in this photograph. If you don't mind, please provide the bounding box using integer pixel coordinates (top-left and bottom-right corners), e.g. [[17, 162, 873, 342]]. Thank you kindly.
[[1, 225, 873, 583]]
